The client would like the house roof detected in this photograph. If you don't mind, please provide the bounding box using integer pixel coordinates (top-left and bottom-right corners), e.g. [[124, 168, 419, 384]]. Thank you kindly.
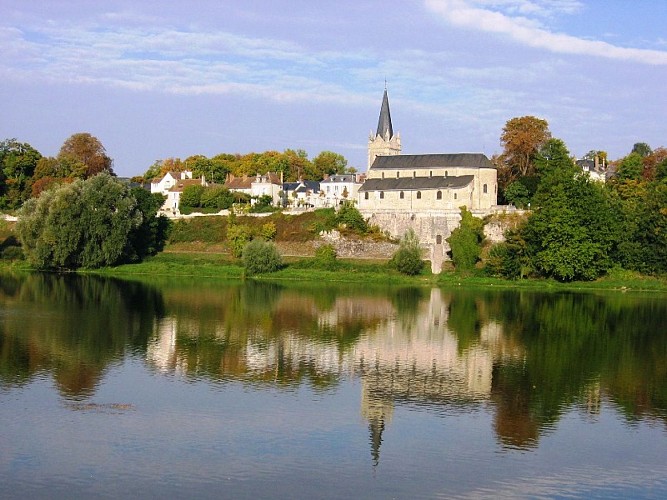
[[321, 174, 359, 184], [225, 175, 253, 190], [359, 175, 474, 192], [283, 180, 320, 192], [376, 88, 394, 139], [370, 153, 494, 170], [168, 179, 204, 192]]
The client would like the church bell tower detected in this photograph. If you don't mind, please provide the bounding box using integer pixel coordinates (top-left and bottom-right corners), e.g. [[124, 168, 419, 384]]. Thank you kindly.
[[368, 87, 401, 169]]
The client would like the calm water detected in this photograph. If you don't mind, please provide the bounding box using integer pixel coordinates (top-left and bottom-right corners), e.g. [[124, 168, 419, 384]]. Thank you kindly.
[[1, 273, 666, 499]]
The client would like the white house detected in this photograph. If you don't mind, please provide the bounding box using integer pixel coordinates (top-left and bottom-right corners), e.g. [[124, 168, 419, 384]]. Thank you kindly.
[[320, 174, 364, 207]]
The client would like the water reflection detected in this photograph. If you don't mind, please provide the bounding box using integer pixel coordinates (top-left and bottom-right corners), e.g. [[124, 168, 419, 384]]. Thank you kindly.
[[1, 273, 666, 464]]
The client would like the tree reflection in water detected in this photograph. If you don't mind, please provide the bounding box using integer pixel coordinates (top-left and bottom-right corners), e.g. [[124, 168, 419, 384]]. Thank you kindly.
[[1, 273, 666, 461]]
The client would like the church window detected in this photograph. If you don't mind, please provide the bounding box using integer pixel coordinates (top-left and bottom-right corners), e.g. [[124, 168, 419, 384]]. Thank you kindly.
[[400, 191, 404, 199], [416, 191, 422, 199], [436, 191, 442, 200], [483, 183, 488, 194], [445, 170, 448, 177], [364, 192, 369, 200], [429, 171, 433, 178], [396, 172, 400, 178], [454, 193, 457, 200], [380, 191, 384, 199], [382, 172, 385, 179], [413, 171, 416, 178]]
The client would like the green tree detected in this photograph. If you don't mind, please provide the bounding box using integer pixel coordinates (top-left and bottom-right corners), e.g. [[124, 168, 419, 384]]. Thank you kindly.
[[524, 174, 621, 281], [0, 139, 42, 208], [616, 152, 644, 181], [58, 133, 113, 178], [16, 173, 147, 270], [390, 228, 424, 275], [312, 151, 348, 178], [201, 186, 234, 210], [242, 239, 282, 275], [227, 224, 252, 258], [314, 244, 338, 270], [336, 204, 367, 233], [503, 181, 531, 208], [125, 188, 171, 261], [179, 184, 205, 210], [447, 207, 485, 272], [631, 142, 652, 158]]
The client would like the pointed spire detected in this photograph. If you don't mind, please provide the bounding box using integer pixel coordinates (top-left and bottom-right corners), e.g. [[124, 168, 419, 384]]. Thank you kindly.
[[376, 88, 393, 140]]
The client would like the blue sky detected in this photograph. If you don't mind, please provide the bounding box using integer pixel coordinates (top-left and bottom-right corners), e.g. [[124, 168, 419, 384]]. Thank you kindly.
[[1, 0, 665, 177]]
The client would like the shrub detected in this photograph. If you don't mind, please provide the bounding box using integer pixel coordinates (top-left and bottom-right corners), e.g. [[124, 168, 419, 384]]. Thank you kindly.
[[201, 186, 234, 210], [259, 222, 277, 241], [336, 204, 367, 233], [179, 184, 205, 210], [314, 244, 338, 270], [390, 229, 424, 275], [447, 207, 484, 272], [227, 224, 252, 258], [242, 239, 282, 275]]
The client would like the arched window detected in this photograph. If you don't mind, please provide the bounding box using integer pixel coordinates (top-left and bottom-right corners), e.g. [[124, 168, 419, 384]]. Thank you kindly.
[[429, 171, 433, 178], [483, 183, 488, 194], [436, 191, 442, 200], [396, 172, 400, 178], [380, 191, 384, 199], [413, 171, 416, 178], [445, 170, 448, 177], [454, 193, 457, 200], [400, 191, 404, 199], [416, 191, 422, 199], [381, 172, 385, 179], [364, 192, 369, 200]]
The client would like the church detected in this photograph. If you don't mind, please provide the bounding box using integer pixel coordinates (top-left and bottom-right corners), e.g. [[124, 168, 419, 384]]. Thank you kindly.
[[358, 88, 497, 212], [357, 89, 498, 272]]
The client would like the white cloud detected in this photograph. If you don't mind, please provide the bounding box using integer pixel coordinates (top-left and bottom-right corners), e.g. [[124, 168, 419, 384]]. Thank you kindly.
[[425, 0, 667, 65]]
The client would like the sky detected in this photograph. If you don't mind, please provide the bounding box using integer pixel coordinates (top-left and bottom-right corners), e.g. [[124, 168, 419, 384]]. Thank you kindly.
[[1, 0, 666, 177]]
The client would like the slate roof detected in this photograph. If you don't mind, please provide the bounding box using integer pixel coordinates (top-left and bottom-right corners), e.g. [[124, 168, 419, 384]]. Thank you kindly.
[[321, 174, 358, 184], [359, 175, 474, 192], [376, 89, 394, 139], [370, 153, 494, 170]]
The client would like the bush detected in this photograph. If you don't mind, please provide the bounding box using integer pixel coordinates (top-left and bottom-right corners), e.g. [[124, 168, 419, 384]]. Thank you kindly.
[[179, 184, 205, 210], [336, 204, 367, 233], [314, 244, 338, 270], [242, 239, 282, 275], [201, 186, 234, 210], [227, 224, 252, 258], [259, 222, 277, 241], [447, 207, 484, 272], [390, 229, 424, 275]]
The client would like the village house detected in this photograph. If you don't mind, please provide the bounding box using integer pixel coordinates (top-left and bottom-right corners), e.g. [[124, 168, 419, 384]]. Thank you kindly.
[[320, 173, 364, 207], [281, 179, 321, 208], [224, 172, 283, 206], [151, 170, 208, 215]]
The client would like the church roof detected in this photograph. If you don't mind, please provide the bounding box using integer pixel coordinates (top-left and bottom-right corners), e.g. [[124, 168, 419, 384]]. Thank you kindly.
[[359, 175, 474, 192], [370, 153, 494, 170], [376, 89, 394, 139]]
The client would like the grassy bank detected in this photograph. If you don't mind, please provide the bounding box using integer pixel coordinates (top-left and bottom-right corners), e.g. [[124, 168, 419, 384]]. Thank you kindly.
[[79, 251, 667, 292]]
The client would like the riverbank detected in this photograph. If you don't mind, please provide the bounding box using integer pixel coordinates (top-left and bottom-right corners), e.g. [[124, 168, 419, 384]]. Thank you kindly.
[[85, 251, 667, 292]]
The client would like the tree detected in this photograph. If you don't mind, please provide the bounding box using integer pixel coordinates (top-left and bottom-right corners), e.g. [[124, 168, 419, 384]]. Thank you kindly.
[[16, 173, 158, 270], [616, 153, 644, 181], [631, 142, 652, 158], [125, 188, 171, 261], [58, 133, 113, 178], [0, 139, 42, 208], [503, 181, 531, 208], [447, 207, 485, 272], [523, 174, 621, 281], [499, 116, 551, 183], [179, 184, 205, 209], [313, 151, 348, 178], [242, 239, 283, 275], [201, 186, 234, 210], [532, 138, 578, 206], [389, 228, 424, 275]]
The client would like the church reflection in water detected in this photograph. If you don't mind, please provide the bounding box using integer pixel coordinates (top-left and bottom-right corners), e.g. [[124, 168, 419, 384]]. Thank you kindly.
[[145, 285, 584, 462]]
